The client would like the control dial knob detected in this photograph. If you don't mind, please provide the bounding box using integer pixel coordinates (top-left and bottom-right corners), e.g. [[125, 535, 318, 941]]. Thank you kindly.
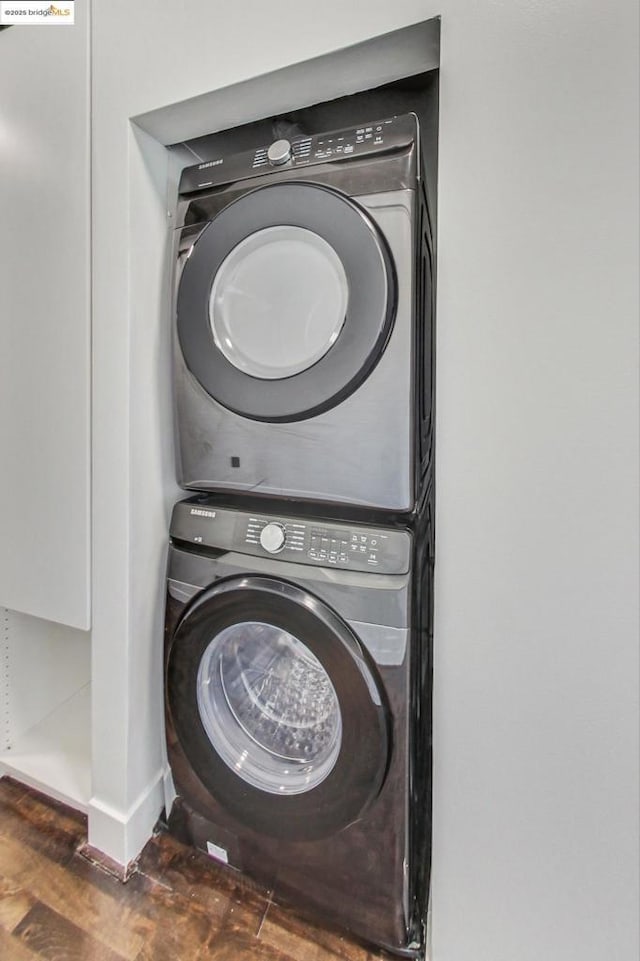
[[267, 139, 292, 166], [259, 523, 286, 554]]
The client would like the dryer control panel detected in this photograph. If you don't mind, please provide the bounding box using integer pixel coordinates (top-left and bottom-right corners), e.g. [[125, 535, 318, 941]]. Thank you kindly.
[[170, 502, 411, 575], [178, 113, 418, 195]]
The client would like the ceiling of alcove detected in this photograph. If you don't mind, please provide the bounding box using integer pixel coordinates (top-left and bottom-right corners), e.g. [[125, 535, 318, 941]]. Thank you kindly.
[[131, 18, 440, 147]]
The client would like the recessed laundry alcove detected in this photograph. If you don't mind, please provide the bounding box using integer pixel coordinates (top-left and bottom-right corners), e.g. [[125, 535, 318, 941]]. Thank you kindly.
[[89, 16, 441, 868]]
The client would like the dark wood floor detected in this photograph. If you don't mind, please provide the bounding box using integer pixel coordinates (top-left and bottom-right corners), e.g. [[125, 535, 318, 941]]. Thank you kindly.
[[0, 777, 395, 961]]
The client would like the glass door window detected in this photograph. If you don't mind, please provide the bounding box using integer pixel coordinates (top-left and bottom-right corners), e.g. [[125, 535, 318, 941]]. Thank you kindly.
[[197, 620, 342, 795], [209, 227, 349, 380]]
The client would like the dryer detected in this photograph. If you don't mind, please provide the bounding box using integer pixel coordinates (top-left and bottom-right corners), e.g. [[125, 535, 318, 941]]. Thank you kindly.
[[163, 494, 434, 956], [172, 113, 435, 515]]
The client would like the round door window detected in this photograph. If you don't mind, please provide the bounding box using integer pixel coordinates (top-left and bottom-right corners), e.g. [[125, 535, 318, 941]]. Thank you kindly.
[[209, 227, 349, 380], [176, 182, 397, 422], [166, 575, 390, 840], [196, 620, 342, 795]]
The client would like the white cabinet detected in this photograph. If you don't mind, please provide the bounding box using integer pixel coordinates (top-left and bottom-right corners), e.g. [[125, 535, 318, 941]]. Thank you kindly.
[[0, 609, 91, 811], [0, 10, 91, 811], [0, 7, 90, 630]]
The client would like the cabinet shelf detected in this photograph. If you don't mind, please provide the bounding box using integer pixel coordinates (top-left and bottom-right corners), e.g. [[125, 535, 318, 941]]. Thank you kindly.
[[0, 684, 91, 813]]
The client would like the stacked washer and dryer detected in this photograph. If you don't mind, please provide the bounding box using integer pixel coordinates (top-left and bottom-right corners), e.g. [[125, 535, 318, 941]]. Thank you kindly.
[[164, 113, 435, 958]]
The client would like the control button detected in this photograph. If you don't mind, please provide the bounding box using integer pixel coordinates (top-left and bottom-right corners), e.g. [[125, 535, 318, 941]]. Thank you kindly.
[[267, 139, 292, 166], [259, 522, 286, 553]]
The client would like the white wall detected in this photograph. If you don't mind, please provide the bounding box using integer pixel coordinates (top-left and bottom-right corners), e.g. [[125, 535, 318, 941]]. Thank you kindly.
[[432, 8, 638, 960], [90, 2, 639, 960], [0, 6, 90, 629]]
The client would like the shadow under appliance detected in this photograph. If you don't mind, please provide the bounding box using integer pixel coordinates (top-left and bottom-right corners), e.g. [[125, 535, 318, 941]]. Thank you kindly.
[[164, 496, 433, 956], [172, 113, 434, 515]]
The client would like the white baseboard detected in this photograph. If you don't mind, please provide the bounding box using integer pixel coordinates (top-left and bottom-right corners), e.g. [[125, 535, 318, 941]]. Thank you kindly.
[[87, 767, 165, 867], [162, 762, 176, 817]]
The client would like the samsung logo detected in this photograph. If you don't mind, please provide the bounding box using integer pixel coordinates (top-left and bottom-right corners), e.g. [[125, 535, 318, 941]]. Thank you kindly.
[[190, 508, 216, 519], [198, 159, 223, 170]]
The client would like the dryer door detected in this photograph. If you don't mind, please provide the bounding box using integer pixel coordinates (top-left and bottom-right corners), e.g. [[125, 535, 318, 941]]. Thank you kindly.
[[176, 182, 396, 422], [166, 575, 390, 841]]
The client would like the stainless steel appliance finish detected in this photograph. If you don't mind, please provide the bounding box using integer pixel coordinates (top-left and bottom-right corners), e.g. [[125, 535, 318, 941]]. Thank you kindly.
[[164, 496, 434, 957], [171, 113, 434, 514]]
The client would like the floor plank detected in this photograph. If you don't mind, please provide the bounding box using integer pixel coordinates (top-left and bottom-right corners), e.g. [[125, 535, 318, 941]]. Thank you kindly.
[[259, 900, 392, 961], [0, 875, 36, 933], [0, 778, 395, 961], [14, 901, 128, 961], [0, 781, 85, 868], [0, 832, 152, 959], [0, 925, 42, 961]]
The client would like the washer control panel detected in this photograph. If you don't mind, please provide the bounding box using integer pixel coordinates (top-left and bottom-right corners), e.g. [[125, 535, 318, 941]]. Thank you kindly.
[[308, 528, 384, 567], [179, 113, 417, 195], [170, 502, 411, 575]]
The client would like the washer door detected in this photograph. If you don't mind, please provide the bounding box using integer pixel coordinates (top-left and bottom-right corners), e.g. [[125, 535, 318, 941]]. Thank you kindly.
[[166, 575, 390, 841], [176, 182, 396, 422]]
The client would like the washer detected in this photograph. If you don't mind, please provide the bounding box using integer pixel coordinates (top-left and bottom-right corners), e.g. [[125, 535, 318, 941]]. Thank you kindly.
[[163, 494, 434, 957], [172, 113, 435, 514]]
